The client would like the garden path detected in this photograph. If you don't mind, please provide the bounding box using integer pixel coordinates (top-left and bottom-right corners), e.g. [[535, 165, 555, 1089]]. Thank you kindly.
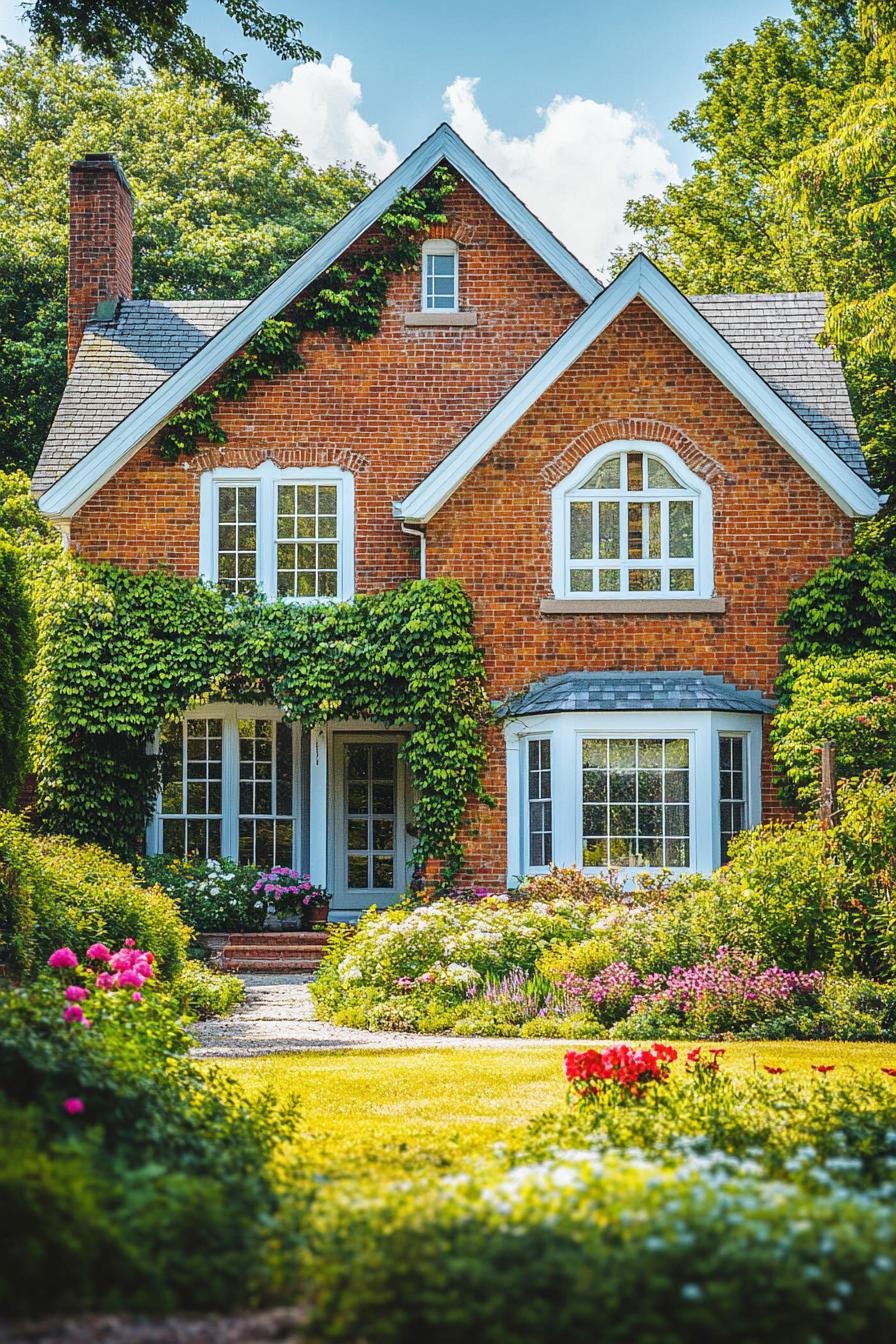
[[190, 974, 581, 1056]]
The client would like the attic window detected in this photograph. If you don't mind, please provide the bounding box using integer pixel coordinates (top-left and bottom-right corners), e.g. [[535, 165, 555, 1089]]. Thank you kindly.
[[422, 239, 458, 311]]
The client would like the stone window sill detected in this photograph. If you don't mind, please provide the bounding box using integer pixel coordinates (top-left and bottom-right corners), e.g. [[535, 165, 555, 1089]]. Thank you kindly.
[[403, 311, 478, 327], [540, 597, 727, 615]]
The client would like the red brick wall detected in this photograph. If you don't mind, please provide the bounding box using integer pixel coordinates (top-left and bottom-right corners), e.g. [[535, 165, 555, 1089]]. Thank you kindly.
[[69, 177, 854, 884], [424, 298, 853, 884], [68, 155, 133, 372]]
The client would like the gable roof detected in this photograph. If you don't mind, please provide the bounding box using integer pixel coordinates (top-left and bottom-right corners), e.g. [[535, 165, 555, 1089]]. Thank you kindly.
[[35, 123, 601, 517], [396, 255, 879, 522]]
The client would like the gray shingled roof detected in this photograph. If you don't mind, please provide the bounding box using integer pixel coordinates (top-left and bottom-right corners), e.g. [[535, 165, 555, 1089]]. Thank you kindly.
[[33, 288, 869, 496], [690, 292, 868, 483], [503, 671, 776, 717], [32, 299, 248, 494]]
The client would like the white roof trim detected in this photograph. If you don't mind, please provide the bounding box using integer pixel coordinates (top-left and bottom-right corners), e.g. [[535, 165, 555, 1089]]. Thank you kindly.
[[396, 254, 879, 523], [39, 123, 601, 519]]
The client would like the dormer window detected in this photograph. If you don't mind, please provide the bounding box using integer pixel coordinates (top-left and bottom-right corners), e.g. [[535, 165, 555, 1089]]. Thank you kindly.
[[551, 441, 713, 600], [422, 239, 458, 311]]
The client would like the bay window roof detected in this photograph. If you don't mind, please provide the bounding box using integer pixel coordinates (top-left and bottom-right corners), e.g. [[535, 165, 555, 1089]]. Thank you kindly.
[[502, 671, 776, 718]]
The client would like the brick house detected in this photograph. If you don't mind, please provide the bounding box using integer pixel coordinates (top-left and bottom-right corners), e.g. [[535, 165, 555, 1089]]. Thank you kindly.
[[32, 125, 878, 918]]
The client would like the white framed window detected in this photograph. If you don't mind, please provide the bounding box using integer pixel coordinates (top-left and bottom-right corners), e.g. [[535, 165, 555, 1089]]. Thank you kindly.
[[421, 239, 459, 311], [550, 441, 713, 599], [719, 733, 748, 863], [199, 460, 354, 602], [505, 710, 762, 883], [150, 703, 300, 868], [526, 737, 553, 868]]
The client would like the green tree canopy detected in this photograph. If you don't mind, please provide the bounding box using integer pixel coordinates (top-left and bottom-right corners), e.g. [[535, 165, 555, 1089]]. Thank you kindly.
[[20, 0, 318, 115], [0, 43, 373, 474]]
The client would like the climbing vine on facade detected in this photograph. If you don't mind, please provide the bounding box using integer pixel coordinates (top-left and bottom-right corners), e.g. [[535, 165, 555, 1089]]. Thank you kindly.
[[158, 167, 457, 462], [30, 559, 490, 875]]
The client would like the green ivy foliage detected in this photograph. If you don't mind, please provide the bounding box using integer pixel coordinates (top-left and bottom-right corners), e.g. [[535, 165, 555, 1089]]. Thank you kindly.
[[0, 542, 33, 808], [158, 167, 457, 462], [31, 561, 490, 873]]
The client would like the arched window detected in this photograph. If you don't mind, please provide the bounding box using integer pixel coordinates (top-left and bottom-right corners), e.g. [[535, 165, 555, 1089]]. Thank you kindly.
[[551, 442, 713, 599]]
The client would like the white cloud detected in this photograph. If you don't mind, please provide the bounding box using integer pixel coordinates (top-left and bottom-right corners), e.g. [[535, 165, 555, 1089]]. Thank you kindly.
[[266, 54, 399, 178], [444, 76, 680, 274]]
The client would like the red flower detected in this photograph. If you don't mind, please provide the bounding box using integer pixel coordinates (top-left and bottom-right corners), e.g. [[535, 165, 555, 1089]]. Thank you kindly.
[[687, 1047, 702, 1062], [882, 1068, 896, 1077], [812, 1064, 835, 1073], [710, 1048, 726, 1057], [763, 1065, 785, 1075]]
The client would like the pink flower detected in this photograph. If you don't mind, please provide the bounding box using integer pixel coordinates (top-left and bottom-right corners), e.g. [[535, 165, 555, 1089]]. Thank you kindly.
[[144, 951, 155, 964], [131, 992, 143, 1003], [117, 970, 145, 989], [64, 985, 90, 1002], [95, 972, 117, 990], [124, 938, 136, 948], [133, 960, 153, 979], [48, 947, 78, 969], [63, 1004, 86, 1023], [85, 943, 112, 962], [63, 1098, 84, 1115]]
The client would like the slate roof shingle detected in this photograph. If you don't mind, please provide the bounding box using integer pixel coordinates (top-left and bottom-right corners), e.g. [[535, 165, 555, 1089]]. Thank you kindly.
[[32, 287, 869, 495], [503, 671, 777, 717], [690, 292, 868, 483], [32, 299, 248, 495]]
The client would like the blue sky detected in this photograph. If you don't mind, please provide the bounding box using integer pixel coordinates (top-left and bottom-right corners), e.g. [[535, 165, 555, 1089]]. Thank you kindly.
[[0, 0, 795, 270]]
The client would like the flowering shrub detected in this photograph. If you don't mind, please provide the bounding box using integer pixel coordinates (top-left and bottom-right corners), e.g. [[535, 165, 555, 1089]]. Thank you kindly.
[[253, 867, 330, 919], [565, 1042, 677, 1103], [0, 938, 301, 1314], [312, 895, 598, 1031], [140, 854, 266, 932]]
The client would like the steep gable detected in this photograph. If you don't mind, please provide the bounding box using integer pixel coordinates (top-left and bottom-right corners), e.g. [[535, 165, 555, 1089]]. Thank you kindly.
[[35, 124, 600, 517]]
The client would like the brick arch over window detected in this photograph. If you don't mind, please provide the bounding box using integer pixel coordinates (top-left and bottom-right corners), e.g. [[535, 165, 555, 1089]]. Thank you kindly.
[[186, 445, 371, 476], [539, 418, 728, 489]]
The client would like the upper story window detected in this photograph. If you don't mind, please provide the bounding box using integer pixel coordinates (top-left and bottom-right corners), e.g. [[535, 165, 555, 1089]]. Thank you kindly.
[[421, 239, 458, 311], [199, 461, 354, 602], [551, 441, 713, 600]]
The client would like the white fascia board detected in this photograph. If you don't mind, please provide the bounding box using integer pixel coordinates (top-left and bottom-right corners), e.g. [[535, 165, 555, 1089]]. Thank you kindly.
[[397, 254, 879, 523], [39, 124, 600, 520]]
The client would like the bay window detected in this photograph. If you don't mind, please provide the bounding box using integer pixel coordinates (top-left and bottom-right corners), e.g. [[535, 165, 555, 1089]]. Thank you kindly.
[[506, 709, 761, 882]]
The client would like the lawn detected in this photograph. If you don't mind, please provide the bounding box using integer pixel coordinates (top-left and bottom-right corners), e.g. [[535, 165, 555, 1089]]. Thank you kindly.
[[217, 1039, 896, 1178]]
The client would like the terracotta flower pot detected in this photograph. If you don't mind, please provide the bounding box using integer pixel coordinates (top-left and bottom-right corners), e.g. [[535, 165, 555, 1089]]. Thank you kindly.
[[303, 901, 329, 928]]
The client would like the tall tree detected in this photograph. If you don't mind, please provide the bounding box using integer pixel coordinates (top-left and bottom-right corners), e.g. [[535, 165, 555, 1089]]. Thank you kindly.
[[616, 1, 896, 541], [0, 44, 372, 474], [19, 0, 318, 115]]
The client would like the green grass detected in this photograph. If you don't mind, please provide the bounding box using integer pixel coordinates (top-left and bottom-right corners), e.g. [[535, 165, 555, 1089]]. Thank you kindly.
[[215, 1040, 896, 1179]]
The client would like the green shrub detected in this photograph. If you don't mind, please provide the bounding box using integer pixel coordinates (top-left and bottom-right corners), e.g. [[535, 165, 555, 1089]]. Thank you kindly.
[[0, 812, 190, 979], [0, 964, 301, 1314], [772, 653, 896, 805], [140, 853, 266, 932], [0, 541, 32, 809], [305, 1139, 896, 1342], [169, 961, 244, 1020]]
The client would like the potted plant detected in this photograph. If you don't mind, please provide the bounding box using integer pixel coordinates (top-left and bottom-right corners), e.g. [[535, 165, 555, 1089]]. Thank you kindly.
[[252, 868, 331, 930]]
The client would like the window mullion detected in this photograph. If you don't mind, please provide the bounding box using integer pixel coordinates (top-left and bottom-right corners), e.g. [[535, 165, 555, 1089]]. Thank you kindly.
[[222, 712, 239, 861], [260, 475, 274, 598]]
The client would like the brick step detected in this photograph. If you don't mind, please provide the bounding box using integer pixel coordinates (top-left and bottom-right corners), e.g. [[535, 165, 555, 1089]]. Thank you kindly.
[[221, 956, 324, 973], [222, 946, 323, 956], [226, 933, 330, 946]]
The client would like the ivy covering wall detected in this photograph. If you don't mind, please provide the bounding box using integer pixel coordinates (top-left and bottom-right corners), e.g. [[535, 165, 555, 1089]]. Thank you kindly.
[[31, 562, 490, 873]]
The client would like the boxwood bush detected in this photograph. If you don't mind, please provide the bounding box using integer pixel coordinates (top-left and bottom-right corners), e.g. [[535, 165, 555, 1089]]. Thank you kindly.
[[0, 812, 189, 979]]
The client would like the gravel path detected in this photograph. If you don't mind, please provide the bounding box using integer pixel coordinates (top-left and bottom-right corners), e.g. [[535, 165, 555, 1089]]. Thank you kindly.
[[191, 974, 583, 1056]]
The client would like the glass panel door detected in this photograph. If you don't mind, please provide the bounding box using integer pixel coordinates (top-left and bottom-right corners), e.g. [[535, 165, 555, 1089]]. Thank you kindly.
[[334, 737, 407, 908]]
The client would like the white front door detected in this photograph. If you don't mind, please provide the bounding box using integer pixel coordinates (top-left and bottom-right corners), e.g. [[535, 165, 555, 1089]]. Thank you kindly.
[[330, 735, 411, 916]]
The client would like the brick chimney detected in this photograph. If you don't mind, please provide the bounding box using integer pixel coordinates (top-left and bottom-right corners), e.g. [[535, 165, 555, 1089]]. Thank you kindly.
[[68, 154, 133, 371]]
